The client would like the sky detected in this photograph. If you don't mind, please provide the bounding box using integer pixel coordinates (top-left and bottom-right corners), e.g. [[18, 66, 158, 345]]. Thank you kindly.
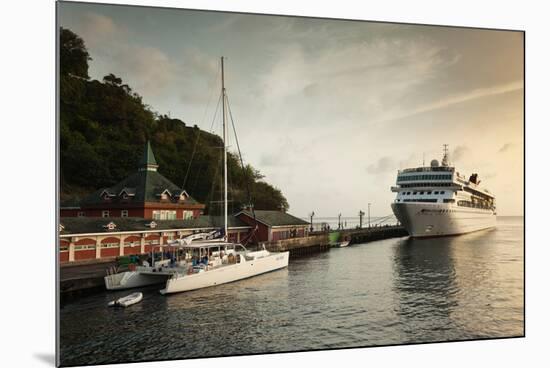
[[58, 2, 524, 217]]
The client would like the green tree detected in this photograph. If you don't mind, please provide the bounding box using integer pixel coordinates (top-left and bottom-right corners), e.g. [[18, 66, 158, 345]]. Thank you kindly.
[[59, 28, 290, 213], [59, 27, 91, 79]]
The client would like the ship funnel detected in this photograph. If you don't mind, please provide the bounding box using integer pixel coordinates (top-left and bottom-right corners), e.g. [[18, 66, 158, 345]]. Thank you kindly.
[[430, 159, 439, 167]]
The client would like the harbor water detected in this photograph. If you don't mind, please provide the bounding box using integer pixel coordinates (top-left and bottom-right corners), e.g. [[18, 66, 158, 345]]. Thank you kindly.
[[59, 216, 524, 366]]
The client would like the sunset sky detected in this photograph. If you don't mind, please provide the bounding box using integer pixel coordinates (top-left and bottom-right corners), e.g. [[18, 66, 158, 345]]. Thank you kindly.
[[59, 2, 524, 217]]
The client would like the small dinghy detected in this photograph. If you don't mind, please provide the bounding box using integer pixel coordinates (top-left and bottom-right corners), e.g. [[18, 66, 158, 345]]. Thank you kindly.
[[338, 241, 350, 248], [108, 292, 143, 307]]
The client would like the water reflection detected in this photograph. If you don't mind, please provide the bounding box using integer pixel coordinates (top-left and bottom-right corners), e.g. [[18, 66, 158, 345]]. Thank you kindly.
[[392, 236, 460, 342]]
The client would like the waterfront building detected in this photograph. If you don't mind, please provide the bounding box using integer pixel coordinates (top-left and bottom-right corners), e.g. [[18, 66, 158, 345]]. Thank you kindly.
[[59, 210, 310, 263], [59, 143, 310, 264], [59, 216, 251, 263], [236, 210, 310, 242], [60, 141, 206, 220]]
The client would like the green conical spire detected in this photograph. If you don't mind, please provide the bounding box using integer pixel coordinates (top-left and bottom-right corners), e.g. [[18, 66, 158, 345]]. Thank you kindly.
[[139, 141, 159, 171]]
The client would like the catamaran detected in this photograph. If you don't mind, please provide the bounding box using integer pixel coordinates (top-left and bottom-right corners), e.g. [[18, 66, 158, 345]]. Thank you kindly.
[[159, 57, 289, 294], [104, 57, 290, 293]]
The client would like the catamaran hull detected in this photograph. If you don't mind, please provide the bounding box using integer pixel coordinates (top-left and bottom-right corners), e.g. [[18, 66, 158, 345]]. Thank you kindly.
[[391, 202, 496, 238], [160, 252, 289, 294], [104, 271, 171, 290]]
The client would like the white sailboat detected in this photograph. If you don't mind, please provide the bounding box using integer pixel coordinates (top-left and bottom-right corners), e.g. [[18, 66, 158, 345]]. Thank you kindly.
[[160, 57, 289, 294]]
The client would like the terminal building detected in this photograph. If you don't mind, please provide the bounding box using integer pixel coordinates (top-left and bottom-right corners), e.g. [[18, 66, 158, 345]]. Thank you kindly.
[[60, 141, 205, 220], [59, 142, 310, 264]]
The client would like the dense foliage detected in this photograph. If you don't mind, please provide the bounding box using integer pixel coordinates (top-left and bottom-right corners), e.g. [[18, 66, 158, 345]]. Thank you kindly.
[[59, 28, 289, 213]]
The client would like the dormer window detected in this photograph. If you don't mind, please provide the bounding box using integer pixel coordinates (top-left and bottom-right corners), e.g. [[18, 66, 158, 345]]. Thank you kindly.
[[119, 188, 136, 200], [177, 190, 190, 202], [158, 189, 172, 200], [103, 221, 117, 231], [100, 189, 115, 201]]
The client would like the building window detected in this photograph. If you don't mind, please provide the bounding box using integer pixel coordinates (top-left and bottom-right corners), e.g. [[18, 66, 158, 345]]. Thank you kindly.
[[75, 245, 96, 251], [102, 210, 110, 218], [121, 210, 128, 217], [103, 242, 119, 248], [152, 210, 176, 220], [182, 210, 193, 220], [77, 211, 85, 217]]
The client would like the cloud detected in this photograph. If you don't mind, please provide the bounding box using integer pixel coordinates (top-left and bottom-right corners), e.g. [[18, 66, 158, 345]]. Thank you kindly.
[[78, 12, 121, 48], [498, 143, 514, 153], [381, 81, 523, 123], [367, 156, 395, 174], [69, 12, 183, 99], [255, 36, 459, 129], [121, 45, 177, 96], [452, 145, 469, 162]]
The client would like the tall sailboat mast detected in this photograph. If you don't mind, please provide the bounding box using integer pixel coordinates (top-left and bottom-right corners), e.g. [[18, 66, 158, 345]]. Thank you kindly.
[[221, 56, 228, 240]]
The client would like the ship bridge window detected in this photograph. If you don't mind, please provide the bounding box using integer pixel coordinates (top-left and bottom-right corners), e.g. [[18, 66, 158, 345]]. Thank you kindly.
[[397, 173, 453, 183], [427, 191, 432, 195]]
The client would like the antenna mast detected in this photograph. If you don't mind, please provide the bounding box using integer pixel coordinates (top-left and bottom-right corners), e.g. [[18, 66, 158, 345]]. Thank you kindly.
[[221, 57, 228, 240], [442, 144, 449, 166]]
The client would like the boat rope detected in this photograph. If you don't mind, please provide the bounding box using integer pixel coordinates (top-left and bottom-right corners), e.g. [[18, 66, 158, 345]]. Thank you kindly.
[[182, 91, 223, 190], [225, 94, 259, 245]]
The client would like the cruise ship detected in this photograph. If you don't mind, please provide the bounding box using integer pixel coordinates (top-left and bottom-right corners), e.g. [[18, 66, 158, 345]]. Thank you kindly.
[[391, 145, 497, 238]]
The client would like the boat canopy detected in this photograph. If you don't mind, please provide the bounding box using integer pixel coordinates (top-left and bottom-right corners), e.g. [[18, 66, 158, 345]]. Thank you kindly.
[[167, 240, 239, 249]]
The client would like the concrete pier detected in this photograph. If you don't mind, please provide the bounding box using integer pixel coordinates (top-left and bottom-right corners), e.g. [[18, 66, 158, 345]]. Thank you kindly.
[[260, 225, 407, 257], [60, 259, 123, 301], [261, 234, 331, 257], [345, 225, 408, 245]]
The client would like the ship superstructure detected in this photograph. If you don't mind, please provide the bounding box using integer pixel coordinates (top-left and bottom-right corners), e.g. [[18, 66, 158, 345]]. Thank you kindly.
[[391, 145, 496, 237]]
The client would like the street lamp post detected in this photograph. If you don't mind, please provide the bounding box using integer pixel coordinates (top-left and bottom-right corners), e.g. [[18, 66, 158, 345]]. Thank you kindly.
[[368, 203, 371, 228], [338, 213, 342, 229], [359, 210, 365, 229], [309, 211, 315, 232]]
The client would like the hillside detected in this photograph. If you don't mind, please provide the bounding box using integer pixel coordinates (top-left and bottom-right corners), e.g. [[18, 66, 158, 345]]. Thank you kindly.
[[59, 27, 288, 214]]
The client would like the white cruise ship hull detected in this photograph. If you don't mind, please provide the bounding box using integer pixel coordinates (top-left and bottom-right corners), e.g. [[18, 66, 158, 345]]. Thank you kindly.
[[160, 252, 289, 294], [391, 202, 496, 238]]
